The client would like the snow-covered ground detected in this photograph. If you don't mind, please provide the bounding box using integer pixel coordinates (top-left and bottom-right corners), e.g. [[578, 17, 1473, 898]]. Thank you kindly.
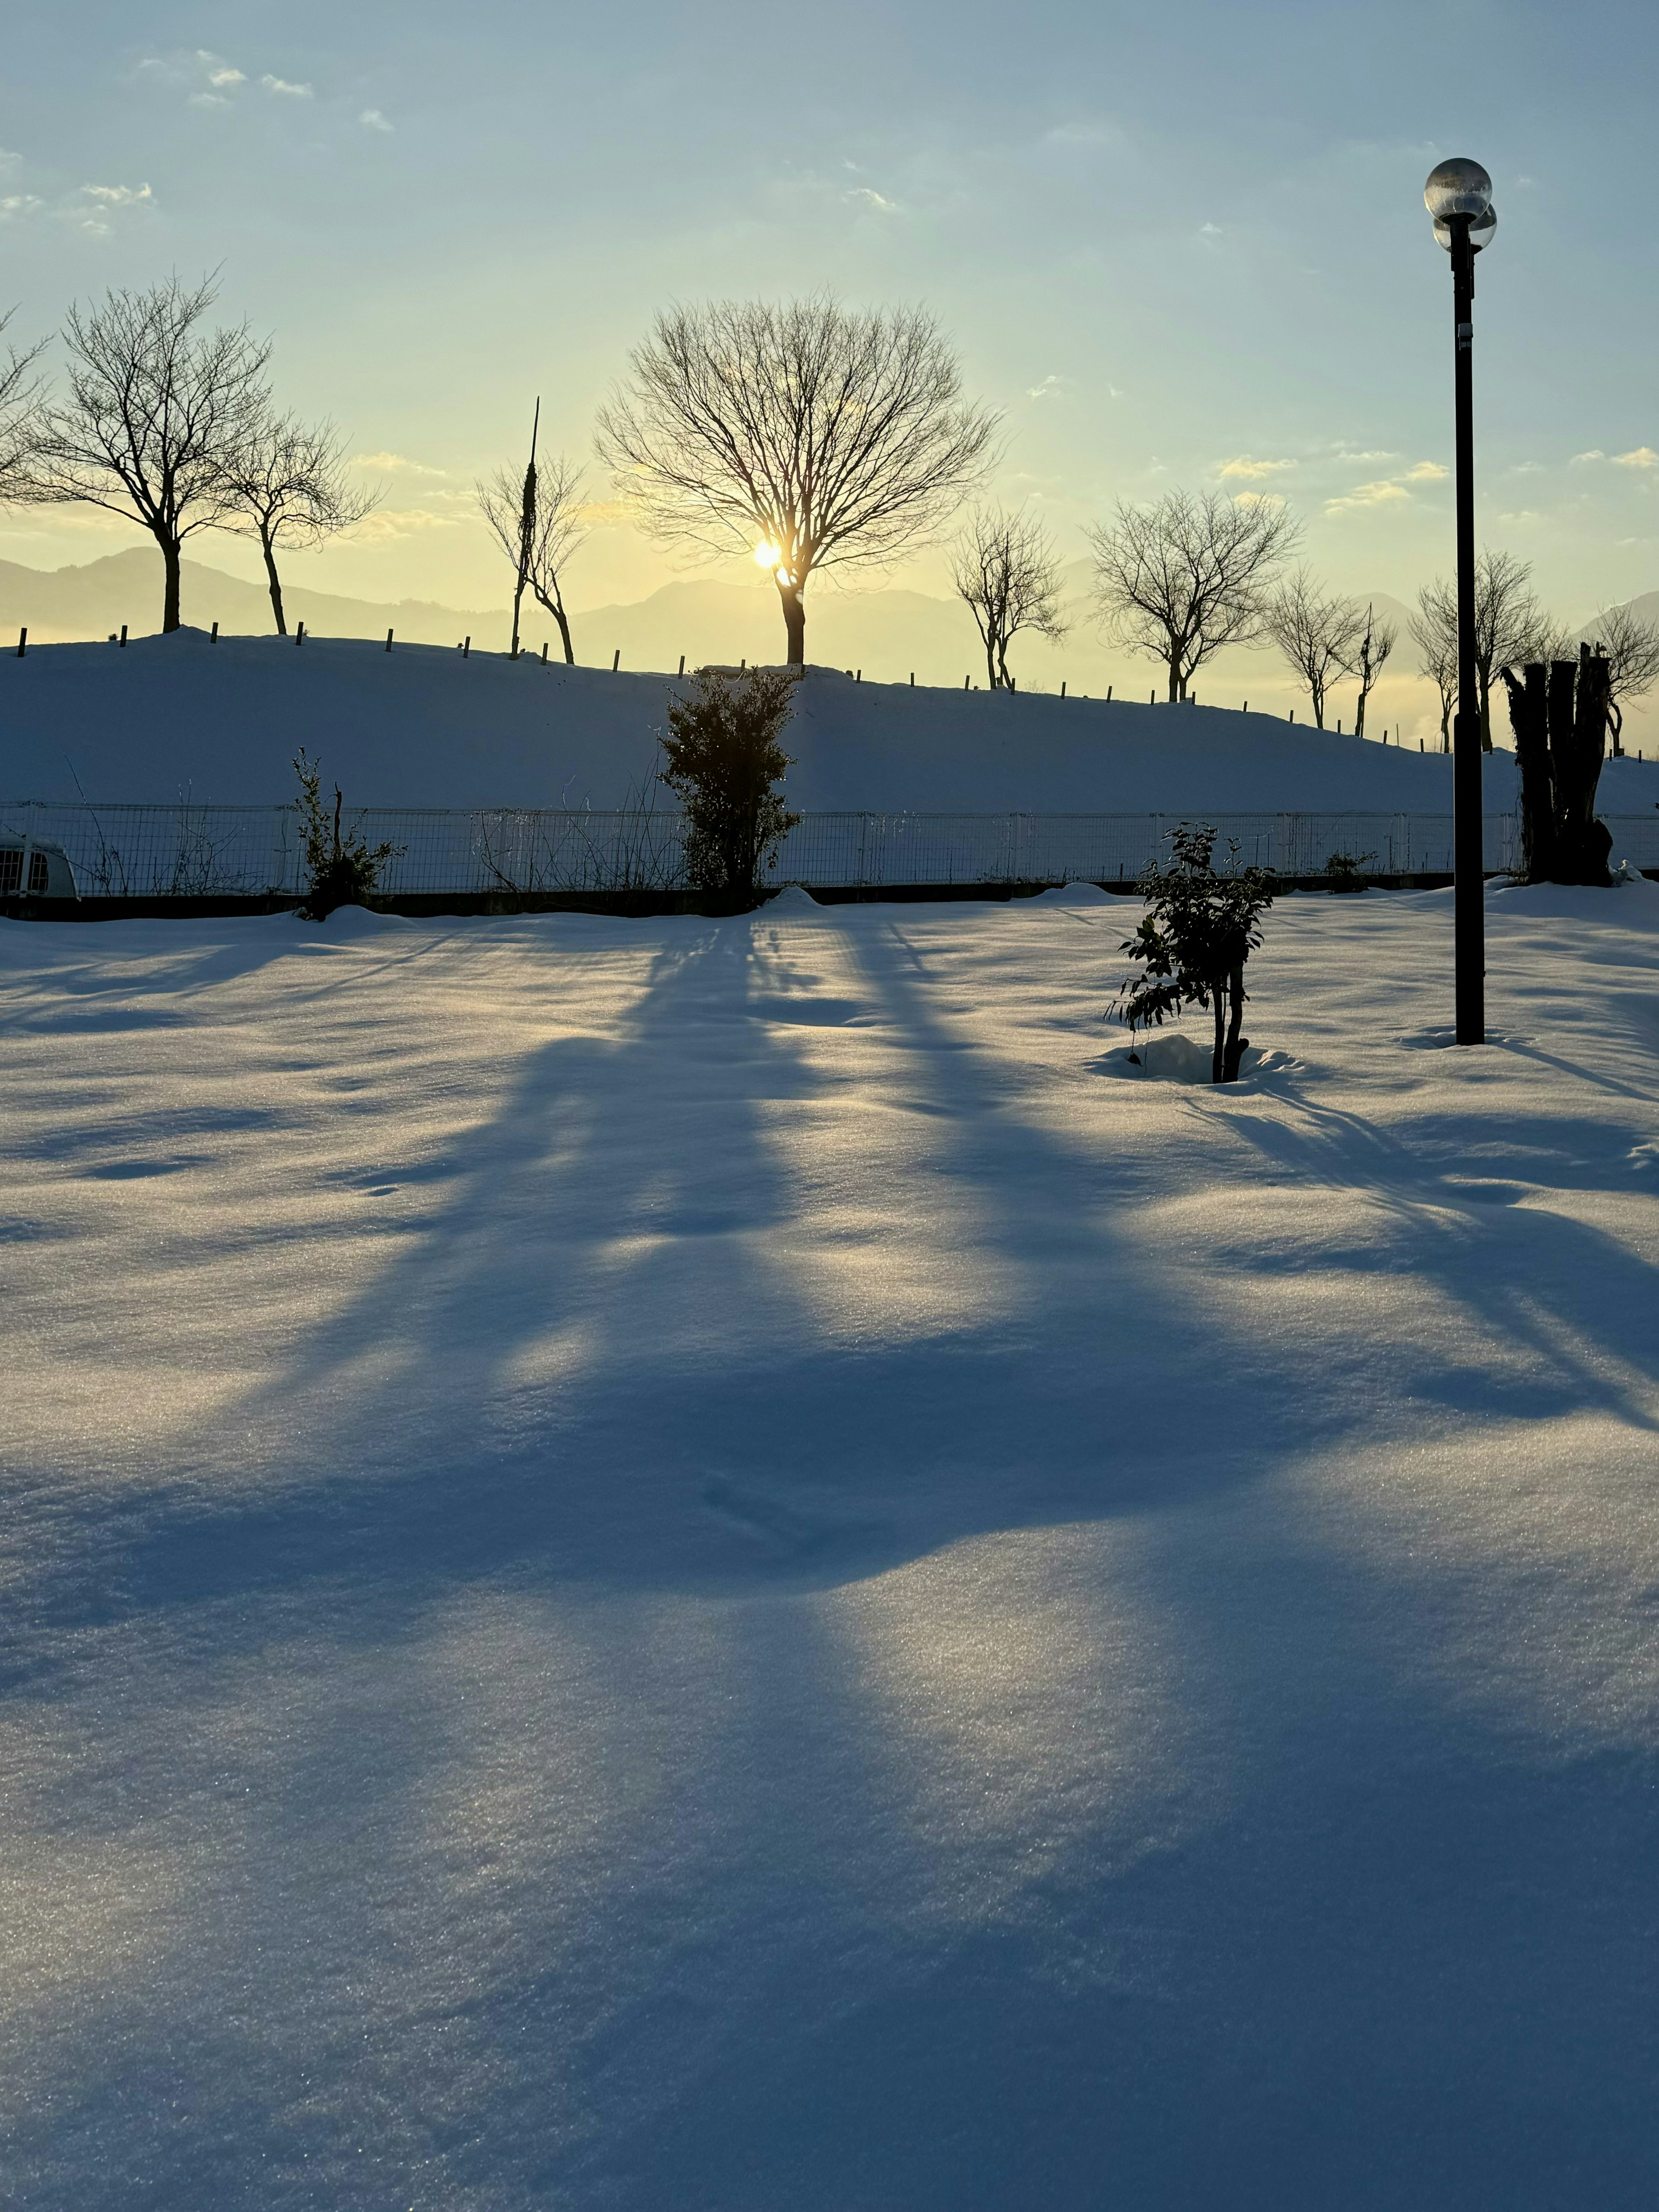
[[5, 880, 1659, 2207], [7, 627, 1659, 816]]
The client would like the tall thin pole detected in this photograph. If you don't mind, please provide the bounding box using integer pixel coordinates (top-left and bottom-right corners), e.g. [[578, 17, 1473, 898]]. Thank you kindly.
[[1450, 219, 1484, 1044]]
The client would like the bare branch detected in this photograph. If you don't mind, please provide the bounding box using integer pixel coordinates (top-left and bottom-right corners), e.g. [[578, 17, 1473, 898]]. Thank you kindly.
[[1261, 568, 1363, 730], [950, 506, 1067, 690], [219, 412, 378, 634], [1086, 490, 1300, 701], [594, 297, 998, 663], [1586, 601, 1659, 744], [477, 451, 586, 663], [25, 275, 270, 631], [0, 308, 48, 504]]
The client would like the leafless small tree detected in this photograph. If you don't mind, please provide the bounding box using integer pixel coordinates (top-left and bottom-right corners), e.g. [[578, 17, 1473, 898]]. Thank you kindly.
[[1413, 551, 1546, 752], [1261, 568, 1362, 730], [950, 506, 1067, 690], [220, 412, 377, 635], [478, 433, 586, 665], [0, 309, 47, 504], [27, 276, 270, 632], [1087, 489, 1300, 702], [1586, 603, 1659, 755], [1410, 580, 1458, 752], [1351, 602, 1397, 741], [595, 298, 997, 665]]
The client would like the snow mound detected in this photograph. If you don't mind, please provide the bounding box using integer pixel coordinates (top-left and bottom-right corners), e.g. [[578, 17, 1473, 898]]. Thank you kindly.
[[314, 904, 418, 935], [1030, 881, 1115, 905], [1097, 1034, 1290, 1084], [766, 885, 823, 911]]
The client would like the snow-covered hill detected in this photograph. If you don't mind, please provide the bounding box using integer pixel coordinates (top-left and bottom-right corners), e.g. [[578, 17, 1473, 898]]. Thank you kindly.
[[6, 628, 1659, 816]]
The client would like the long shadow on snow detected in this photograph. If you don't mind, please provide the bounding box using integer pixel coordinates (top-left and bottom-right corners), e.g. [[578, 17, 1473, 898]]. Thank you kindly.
[[32, 912, 1325, 1641], [13, 907, 1659, 2210]]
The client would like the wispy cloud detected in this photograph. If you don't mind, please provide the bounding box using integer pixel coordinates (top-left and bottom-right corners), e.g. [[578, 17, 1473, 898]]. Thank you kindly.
[[1613, 446, 1658, 470], [845, 186, 898, 212], [1571, 449, 1605, 464], [1219, 455, 1292, 481], [348, 507, 460, 543], [359, 109, 394, 133], [1325, 479, 1411, 515], [353, 451, 448, 478], [0, 193, 43, 222], [1198, 222, 1222, 237], [69, 182, 155, 235], [1403, 460, 1448, 482], [1026, 374, 1065, 401], [262, 74, 314, 98]]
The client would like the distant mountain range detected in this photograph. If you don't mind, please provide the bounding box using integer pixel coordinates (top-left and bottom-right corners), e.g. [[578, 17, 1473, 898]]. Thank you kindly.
[[5, 548, 1656, 751]]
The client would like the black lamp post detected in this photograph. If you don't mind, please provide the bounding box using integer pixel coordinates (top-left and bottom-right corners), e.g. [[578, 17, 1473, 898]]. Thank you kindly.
[[1424, 156, 1497, 1046]]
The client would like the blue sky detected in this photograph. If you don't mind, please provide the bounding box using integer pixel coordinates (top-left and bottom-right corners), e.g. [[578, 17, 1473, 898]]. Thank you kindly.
[[3, 0, 1657, 619]]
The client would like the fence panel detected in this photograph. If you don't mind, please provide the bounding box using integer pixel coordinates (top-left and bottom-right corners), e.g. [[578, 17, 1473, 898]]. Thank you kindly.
[[3, 799, 1655, 895]]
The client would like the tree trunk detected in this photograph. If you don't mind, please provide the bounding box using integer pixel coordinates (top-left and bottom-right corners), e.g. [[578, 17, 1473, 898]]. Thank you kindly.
[[1553, 650, 1613, 886], [1354, 685, 1367, 741], [161, 536, 183, 633], [1478, 668, 1493, 752], [985, 633, 999, 691], [1167, 654, 1181, 703], [1501, 664, 1553, 881], [510, 574, 527, 660], [1211, 989, 1226, 1085], [1221, 964, 1249, 1082], [260, 527, 287, 636], [554, 603, 574, 665], [779, 580, 806, 666]]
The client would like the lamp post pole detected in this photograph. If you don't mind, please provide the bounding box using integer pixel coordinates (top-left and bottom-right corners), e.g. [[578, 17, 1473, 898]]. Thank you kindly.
[[1424, 156, 1496, 1046], [1449, 210, 1483, 1044]]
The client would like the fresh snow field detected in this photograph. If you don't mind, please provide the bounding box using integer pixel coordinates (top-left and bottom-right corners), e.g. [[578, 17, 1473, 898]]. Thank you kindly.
[[5, 879, 1659, 2207], [7, 628, 1659, 814]]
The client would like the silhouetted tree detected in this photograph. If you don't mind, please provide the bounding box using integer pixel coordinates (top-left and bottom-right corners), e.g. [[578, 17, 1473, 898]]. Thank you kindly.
[[1108, 824, 1277, 1084], [221, 412, 377, 635], [29, 276, 269, 632], [1413, 552, 1548, 752], [478, 428, 585, 665], [1088, 490, 1300, 702], [596, 298, 997, 665], [1351, 602, 1396, 741], [950, 506, 1067, 690], [1587, 602, 1659, 756], [659, 668, 801, 904], [1409, 583, 1458, 752], [1262, 567, 1361, 730]]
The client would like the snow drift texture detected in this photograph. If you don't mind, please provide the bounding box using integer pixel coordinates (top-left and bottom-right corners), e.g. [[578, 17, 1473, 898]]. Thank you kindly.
[[6, 627, 1659, 813], [5, 878, 1659, 2206]]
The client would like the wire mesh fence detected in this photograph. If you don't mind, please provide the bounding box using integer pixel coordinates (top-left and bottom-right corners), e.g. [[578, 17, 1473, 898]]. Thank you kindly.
[[4, 798, 1659, 897]]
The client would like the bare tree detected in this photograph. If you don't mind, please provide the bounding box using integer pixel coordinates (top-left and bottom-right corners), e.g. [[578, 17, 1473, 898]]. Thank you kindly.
[[219, 412, 377, 635], [1413, 551, 1546, 752], [1262, 568, 1363, 730], [595, 298, 997, 665], [1351, 602, 1397, 741], [1410, 579, 1457, 752], [0, 309, 47, 504], [950, 506, 1067, 690], [1586, 602, 1659, 755], [478, 432, 586, 665], [27, 276, 270, 632], [1087, 489, 1300, 702]]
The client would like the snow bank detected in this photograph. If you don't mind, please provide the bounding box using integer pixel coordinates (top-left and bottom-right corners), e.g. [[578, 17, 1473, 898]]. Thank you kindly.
[[6, 882, 1659, 2206], [7, 626, 1659, 816]]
